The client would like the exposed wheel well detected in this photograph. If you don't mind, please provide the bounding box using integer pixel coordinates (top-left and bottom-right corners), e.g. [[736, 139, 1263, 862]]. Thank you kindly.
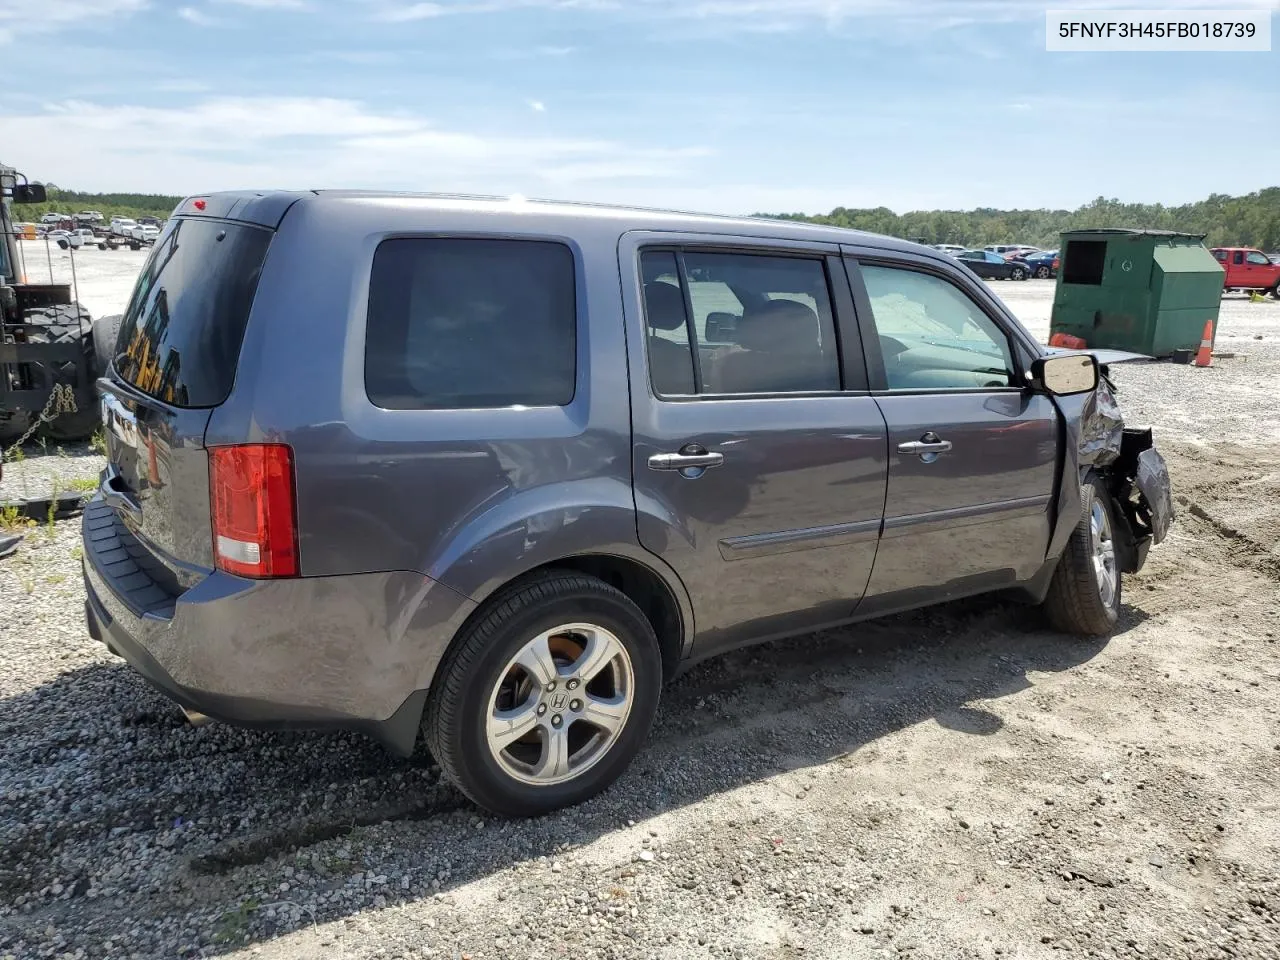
[[526, 555, 685, 680]]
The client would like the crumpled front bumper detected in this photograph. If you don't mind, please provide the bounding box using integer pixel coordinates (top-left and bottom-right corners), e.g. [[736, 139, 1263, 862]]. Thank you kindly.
[[1109, 428, 1174, 573]]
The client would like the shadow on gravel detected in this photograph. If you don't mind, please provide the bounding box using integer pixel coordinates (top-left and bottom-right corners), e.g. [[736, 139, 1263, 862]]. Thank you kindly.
[[0, 593, 1141, 956]]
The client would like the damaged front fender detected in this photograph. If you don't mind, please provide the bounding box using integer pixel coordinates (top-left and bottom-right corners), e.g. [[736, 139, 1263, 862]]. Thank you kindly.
[[1103, 429, 1175, 573], [1047, 360, 1174, 576]]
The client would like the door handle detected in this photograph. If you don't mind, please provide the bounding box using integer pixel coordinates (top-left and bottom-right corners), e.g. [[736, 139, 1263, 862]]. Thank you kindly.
[[647, 451, 725, 471], [897, 432, 953, 461], [647, 443, 724, 476], [897, 440, 953, 454]]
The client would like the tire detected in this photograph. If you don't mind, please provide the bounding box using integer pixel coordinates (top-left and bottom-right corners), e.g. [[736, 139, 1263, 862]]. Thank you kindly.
[[1009, 266, 1027, 281], [1035, 266, 1051, 279], [92, 314, 124, 377], [1042, 477, 1121, 636], [1271, 282, 1280, 300], [424, 571, 663, 817], [18, 303, 102, 442], [56, 239, 68, 250]]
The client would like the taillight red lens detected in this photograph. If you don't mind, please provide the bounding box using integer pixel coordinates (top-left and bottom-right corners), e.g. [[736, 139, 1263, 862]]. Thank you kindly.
[[209, 444, 298, 578]]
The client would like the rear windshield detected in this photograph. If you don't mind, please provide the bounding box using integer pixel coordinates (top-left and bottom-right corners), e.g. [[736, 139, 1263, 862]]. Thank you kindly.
[[113, 218, 271, 407]]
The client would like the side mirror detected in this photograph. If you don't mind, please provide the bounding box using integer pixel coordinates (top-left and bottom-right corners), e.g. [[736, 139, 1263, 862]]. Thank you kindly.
[[13, 183, 47, 204], [1031, 353, 1098, 396]]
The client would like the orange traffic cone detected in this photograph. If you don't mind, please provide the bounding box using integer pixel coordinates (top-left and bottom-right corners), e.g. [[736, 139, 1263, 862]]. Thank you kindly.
[[1193, 320, 1214, 367]]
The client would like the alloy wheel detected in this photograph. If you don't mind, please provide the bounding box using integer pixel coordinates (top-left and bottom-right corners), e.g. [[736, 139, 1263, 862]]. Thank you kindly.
[[1090, 500, 1118, 609], [485, 623, 634, 786]]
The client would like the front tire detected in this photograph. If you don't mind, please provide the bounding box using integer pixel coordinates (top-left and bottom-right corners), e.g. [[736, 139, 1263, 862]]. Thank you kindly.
[[1043, 477, 1121, 636], [424, 571, 662, 817], [1010, 266, 1027, 280], [1035, 265, 1051, 279]]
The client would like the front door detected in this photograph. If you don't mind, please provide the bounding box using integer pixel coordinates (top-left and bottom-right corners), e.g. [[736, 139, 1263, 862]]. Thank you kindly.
[[844, 254, 1060, 615], [623, 238, 888, 657]]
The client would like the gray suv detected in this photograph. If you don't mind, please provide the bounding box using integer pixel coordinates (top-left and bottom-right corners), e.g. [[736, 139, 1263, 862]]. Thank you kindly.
[[83, 192, 1173, 816]]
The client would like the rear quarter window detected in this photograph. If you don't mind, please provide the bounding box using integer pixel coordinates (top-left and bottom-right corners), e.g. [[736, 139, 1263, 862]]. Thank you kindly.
[[364, 238, 577, 410]]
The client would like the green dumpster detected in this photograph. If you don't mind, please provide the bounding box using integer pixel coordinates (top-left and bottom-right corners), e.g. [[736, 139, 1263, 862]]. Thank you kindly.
[[1049, 229, 1224, 356]]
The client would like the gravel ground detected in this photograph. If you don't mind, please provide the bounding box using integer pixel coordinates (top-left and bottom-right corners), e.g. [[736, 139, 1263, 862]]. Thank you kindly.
[[2, 273, 1279, 960]]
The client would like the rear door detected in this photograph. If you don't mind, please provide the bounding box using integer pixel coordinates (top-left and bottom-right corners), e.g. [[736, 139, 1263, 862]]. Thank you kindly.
[[623, 233, 888, 657], [842, 248, 1059, 615], [99, 216, 274, 581]]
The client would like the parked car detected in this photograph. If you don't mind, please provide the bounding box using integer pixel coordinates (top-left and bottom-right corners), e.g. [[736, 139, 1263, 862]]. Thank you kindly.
[[984, 244, 1040, 260], [933, 243, 966, 256], [83, 190, 1173, 817], [1023, 250, 1060, 279], [1211, 247, 1280, 297], [958, 249, 1031, 280]]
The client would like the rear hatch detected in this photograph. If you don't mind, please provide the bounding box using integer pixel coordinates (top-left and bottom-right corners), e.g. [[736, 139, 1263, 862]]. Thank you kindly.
[[97, 215, 273, 585]]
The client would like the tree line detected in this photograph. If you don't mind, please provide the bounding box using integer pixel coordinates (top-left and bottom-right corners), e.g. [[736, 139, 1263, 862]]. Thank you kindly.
[[11, 184, 1280, 251], [11, 188, 182, 223], [757, 187, 1280, 252]]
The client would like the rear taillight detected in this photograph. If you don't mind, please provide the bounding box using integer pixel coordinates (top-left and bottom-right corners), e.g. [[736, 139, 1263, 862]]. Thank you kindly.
[[209, 444, 298, 578]]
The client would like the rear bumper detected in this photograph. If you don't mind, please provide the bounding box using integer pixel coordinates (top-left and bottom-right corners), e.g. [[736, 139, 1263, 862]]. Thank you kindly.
[[81, 498, 476, 755]]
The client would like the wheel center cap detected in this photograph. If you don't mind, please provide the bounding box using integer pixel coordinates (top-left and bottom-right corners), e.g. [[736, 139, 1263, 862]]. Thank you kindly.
[[549, 693, 568, 710]]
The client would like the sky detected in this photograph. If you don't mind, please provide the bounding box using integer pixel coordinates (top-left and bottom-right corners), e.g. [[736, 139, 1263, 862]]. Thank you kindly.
[[0, 0, 1277, 215]]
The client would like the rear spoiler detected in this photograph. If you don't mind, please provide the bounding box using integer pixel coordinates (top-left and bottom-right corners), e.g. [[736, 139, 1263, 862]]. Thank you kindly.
[[172, 191, 312, 229]]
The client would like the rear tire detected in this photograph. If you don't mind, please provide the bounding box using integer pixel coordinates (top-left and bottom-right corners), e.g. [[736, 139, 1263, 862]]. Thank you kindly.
[[1009, 266, 1027, 280], [1042, 477, 1121, 636], [1271, 282, 1280, 300], [424, 571, 662, 817]]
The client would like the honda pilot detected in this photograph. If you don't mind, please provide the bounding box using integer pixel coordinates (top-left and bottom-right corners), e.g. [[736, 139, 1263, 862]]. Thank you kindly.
[[84, 191, 1173, 816]]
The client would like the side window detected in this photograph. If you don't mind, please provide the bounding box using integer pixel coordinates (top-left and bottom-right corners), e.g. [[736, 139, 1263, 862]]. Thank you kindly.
[[1214, 250, 1227, 262], [1246, 251, 1269, 265], [1232, 251, 1245, 265], [859, 263, 1016, 391], [365, 238, 576, 409], [639, 249, 840, 396]]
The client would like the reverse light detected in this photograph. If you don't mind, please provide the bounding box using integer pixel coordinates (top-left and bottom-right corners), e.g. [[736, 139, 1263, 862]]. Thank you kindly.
[[209, 444, 298, 578]]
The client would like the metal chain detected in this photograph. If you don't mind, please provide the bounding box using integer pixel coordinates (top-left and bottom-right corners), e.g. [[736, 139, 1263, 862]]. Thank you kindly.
[[1, 383, 78, 462]]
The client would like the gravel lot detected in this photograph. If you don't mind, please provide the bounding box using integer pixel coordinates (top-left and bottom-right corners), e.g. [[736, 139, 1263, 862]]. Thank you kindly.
[[2, 264, 1279, 960]]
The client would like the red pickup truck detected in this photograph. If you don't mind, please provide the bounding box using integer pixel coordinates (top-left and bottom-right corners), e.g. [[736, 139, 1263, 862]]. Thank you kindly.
[[1212, 247, 1280, 297]]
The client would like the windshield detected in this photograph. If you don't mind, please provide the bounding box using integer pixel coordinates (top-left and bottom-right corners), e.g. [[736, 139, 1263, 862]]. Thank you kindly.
[[112, 218, 272, 407]]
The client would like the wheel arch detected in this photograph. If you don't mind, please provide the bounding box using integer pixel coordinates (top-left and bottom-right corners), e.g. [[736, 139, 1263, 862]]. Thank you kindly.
[[445, 551, 691, 684]]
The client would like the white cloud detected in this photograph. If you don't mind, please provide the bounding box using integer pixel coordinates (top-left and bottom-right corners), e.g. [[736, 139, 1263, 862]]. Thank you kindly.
[[370, 0, 1279, 32], [527, 99, 546, 113], [0, 96, 713, 202], [178, 6, 220, 25], [212, 0, 308, 7], [376, 1, 444, 20], [0, 0, 146, 42]]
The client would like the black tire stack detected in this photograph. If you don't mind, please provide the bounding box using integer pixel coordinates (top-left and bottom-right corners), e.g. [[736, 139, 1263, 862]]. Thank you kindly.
[[7, 303, 103, 443]]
